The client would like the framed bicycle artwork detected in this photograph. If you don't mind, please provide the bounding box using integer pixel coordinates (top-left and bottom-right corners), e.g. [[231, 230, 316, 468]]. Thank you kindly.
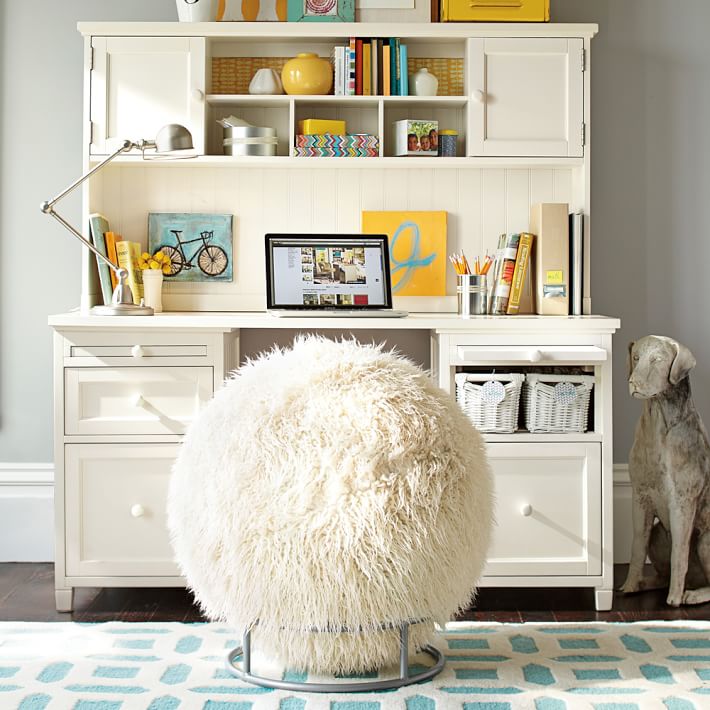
[[148, 213, 233, 282]]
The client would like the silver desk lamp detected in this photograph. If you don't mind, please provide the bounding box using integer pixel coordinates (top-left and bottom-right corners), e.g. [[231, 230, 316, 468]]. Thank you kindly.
[[41, 124, 194, 316]]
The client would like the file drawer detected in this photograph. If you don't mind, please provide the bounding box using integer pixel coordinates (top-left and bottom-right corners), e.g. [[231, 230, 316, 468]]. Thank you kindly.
[[442, 0, 549, 23], [65, 366, 213, 436], [65, 444, 180, 577], [483, 442, 601, 577]]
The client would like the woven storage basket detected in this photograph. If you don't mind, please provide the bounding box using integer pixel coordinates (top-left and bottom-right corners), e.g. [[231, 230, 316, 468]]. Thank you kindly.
[[455, 372, 524, 433], [523, 373, 594, 433]]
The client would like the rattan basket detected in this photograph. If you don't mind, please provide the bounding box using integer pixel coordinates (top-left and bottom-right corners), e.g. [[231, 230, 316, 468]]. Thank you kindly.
[[522, 373, 594, 433], [455, 372, 525, 433]]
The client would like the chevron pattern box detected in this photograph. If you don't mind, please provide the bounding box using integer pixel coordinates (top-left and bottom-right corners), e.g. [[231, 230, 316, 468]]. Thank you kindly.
[[295, 134, 379, 157]]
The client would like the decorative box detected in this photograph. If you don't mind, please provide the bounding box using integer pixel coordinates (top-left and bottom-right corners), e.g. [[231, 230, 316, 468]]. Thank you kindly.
[[297, 119, 346, 136], [393, 119, 438, 156], [441, 0, 549, 23], [294, 134, 379, 157]]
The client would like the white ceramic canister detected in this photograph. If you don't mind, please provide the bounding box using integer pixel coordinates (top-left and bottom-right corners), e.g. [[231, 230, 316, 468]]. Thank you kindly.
[[142, 269, 164, 313], [249, 68, 284, 95], [176, 0, 219, 22], [409, 68, 439, 97]]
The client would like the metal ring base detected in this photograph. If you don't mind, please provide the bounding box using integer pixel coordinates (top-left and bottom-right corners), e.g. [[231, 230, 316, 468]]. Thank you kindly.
[[225, 623, 445, 693]]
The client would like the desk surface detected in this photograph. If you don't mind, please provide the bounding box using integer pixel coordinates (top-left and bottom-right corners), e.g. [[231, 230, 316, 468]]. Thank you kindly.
[[49, 311, 621, 333]]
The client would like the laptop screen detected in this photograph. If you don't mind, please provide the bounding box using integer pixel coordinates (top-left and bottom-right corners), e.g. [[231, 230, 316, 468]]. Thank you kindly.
[[265, 234, 393, 310]]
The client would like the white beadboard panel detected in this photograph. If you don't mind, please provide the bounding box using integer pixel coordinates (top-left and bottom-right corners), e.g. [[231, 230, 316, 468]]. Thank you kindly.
[[97, 165, 576, 311]]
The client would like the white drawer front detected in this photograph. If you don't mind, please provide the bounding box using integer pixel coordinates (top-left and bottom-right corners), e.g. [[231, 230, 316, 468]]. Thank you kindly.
[[484, 442, 601, 577], [65, 444, 180, 577], [453, 345, 607, 366], [65, 367, 213, 436]]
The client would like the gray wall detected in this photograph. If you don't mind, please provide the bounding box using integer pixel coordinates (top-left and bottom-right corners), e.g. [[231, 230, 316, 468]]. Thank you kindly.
[[1, 0, 708, 463]]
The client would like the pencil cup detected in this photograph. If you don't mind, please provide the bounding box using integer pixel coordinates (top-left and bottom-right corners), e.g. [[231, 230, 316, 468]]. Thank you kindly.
[[457, 275, 488, 318]]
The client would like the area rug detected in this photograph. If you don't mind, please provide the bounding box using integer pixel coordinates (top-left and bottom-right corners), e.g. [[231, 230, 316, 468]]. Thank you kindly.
[[1, 621, 709, 709]]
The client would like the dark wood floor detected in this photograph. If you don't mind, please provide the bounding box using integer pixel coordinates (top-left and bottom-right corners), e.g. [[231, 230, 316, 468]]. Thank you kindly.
[[1, 563, 708, 623]]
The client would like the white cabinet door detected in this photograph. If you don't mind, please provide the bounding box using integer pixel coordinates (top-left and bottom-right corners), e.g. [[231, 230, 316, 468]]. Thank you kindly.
[[483, 442, 601, 576], [90, 37, 206, 155], [65, 444, 180, 577], [468, 38, 584, 157]]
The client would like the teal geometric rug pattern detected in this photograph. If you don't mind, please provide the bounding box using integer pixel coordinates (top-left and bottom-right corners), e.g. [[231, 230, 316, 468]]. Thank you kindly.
[[0, 621, 709, 709]]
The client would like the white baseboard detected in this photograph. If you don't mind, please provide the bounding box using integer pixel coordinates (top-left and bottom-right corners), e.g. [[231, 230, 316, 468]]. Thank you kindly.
[[0, 463, 55, 562], [0, 462, 636, 564]]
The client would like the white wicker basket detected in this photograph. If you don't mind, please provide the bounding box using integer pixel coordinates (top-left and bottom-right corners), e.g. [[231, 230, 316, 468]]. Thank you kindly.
[[522, 373, 594, 433], [455, 372, 525, 433]]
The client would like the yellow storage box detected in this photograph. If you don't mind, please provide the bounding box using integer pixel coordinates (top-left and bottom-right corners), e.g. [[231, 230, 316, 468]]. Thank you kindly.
[[441, 0, 549, 23], [297, 119, 346, 136]]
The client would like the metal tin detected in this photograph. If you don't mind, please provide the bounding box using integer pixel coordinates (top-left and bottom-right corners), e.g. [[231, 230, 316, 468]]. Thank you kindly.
[[439, 130, 458, 157], [222, 126, 278, 156], [457, 274, 487, 317]]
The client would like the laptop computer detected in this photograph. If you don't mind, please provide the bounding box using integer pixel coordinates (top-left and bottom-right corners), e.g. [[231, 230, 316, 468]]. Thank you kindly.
[[265, 234, 408, 317]]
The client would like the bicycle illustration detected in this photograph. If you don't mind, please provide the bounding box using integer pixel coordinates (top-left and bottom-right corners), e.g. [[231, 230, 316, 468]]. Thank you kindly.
[[159, 229, 229, 277]]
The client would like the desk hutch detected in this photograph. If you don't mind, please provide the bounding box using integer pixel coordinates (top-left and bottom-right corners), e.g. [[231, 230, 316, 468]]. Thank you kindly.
[[49, 21, 619, 612]]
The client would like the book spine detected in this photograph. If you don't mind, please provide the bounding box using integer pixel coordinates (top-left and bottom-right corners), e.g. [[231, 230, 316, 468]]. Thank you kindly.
[[89, 214, 113, 306], [376, 40, 384, 96], [506, 232, 534, 314], [394, 38, 401, 95], [389, 38, 397, 96], [348, 40, 356, 96], [370, 39, 378, 96], [400, 44, 408, 96], [492, 233, 520, 315], [355, 38, 363, 95], [363, 42, 371, 96], [104, 231, 119, 288], [116, 241, 143, 304], [383, 44, 391, 96]]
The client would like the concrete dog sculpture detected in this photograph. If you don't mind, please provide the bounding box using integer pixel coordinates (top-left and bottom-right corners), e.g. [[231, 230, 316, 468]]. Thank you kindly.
[[621, 335, 710, 606]]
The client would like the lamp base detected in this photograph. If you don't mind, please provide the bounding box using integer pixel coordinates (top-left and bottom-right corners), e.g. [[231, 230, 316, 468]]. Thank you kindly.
[[91, 303, 154, 316]]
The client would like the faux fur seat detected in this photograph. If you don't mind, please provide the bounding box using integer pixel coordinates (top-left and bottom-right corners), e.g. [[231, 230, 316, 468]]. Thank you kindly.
[[167, 337, 494, 675]]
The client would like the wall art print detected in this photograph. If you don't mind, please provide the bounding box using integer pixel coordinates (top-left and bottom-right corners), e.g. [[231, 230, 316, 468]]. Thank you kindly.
[[219, 0, 288, 21], [287, 0, 355, 22], [148, 213, 233, 283], [361, 210, 447, 296]]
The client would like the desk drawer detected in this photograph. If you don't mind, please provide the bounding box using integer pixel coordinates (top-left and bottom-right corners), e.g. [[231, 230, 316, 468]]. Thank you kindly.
[[452, 345, 607, 366], [65, 367, 213, 436], [484, 442, 601, 577], [442, 0, 549, 22], [65, 444, 180, 577]]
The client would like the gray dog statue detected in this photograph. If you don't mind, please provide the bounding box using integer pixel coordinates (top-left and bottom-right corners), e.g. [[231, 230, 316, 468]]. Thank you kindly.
[[621, 335, 710, 606]]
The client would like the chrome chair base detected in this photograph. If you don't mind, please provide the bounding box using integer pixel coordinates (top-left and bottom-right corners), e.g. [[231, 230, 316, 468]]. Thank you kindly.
[[225, 622, 445, 693]]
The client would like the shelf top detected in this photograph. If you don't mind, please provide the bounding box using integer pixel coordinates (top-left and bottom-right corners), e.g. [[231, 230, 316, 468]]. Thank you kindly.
[[77, 21, 599, 41], [49, 311, 619, 333]]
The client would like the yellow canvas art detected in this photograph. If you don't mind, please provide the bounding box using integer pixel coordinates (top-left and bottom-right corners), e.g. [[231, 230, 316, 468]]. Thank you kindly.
[[362, 211, 447, 296]]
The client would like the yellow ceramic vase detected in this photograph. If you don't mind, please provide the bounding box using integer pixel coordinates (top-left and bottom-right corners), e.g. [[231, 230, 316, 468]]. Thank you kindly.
[[281, 53, 333, 96]]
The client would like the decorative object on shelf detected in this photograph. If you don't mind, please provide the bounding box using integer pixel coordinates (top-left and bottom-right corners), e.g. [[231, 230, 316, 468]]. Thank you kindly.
[[41, 125, 195, 317], [140, 267, 165, 313], [441, 0, 549, 23], [148, 213, 233, 282], [248, 67, 284, 94], [175, 0, 219, 22], [438, 129, 458, 157], [393, 119, 438, 156], [281, 53, 333, 95], [409, 67, 438, 96], [287, 0, 355, 22], [298, 118, 346, 136], [221, 0, 287, 20], [408, 57, 463, 96], [212, 57, 289, 94], [218, 117, 278, 156], [457, 274, 487, 317], [362, 211, 447, 296], [294, 134, 378, 157]]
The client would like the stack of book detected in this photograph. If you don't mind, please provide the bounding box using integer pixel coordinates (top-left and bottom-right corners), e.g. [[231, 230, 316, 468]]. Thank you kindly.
[[332, 38, 409, 96], [490, 232, 534, 315]]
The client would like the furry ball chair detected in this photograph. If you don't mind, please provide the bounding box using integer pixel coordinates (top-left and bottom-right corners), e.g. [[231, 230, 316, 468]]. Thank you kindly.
[[168, 337, 494, 676]]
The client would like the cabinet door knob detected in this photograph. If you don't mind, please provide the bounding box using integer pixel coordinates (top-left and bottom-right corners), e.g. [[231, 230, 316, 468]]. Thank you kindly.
[[131, 345, 144, 358], [520, 503, 533, 517], [473, 89, 486, 103], [192, 88, 204, 102], [527, 349, 543, 362], [130, 504, 145, 518], [131, 393, 146, 409]]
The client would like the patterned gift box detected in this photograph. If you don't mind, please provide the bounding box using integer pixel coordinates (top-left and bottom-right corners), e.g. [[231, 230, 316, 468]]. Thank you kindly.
[[294, 134, 379, 157]]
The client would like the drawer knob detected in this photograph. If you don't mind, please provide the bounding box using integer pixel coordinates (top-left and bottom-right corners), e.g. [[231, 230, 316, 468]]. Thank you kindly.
[[130, 504, 146, 518], [527, 350, 543, 362], [192, 88, 204, 102], [131, 345, 144, 358], [520, 503, 533, 517], [473, 89, 486, 103], [131, 393, 146, 409]]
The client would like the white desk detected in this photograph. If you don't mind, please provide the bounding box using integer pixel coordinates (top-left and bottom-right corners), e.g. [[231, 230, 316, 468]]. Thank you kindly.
[[50, 312, 619, 611]]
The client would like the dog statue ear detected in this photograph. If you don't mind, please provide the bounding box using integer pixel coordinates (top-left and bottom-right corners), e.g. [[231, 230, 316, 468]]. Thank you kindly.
[[669, 340, 696, 384], [627, 341, 635, 380]]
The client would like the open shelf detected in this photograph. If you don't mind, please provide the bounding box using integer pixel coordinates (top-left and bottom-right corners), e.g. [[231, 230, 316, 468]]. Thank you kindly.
[[207, 94, 469, 107]]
